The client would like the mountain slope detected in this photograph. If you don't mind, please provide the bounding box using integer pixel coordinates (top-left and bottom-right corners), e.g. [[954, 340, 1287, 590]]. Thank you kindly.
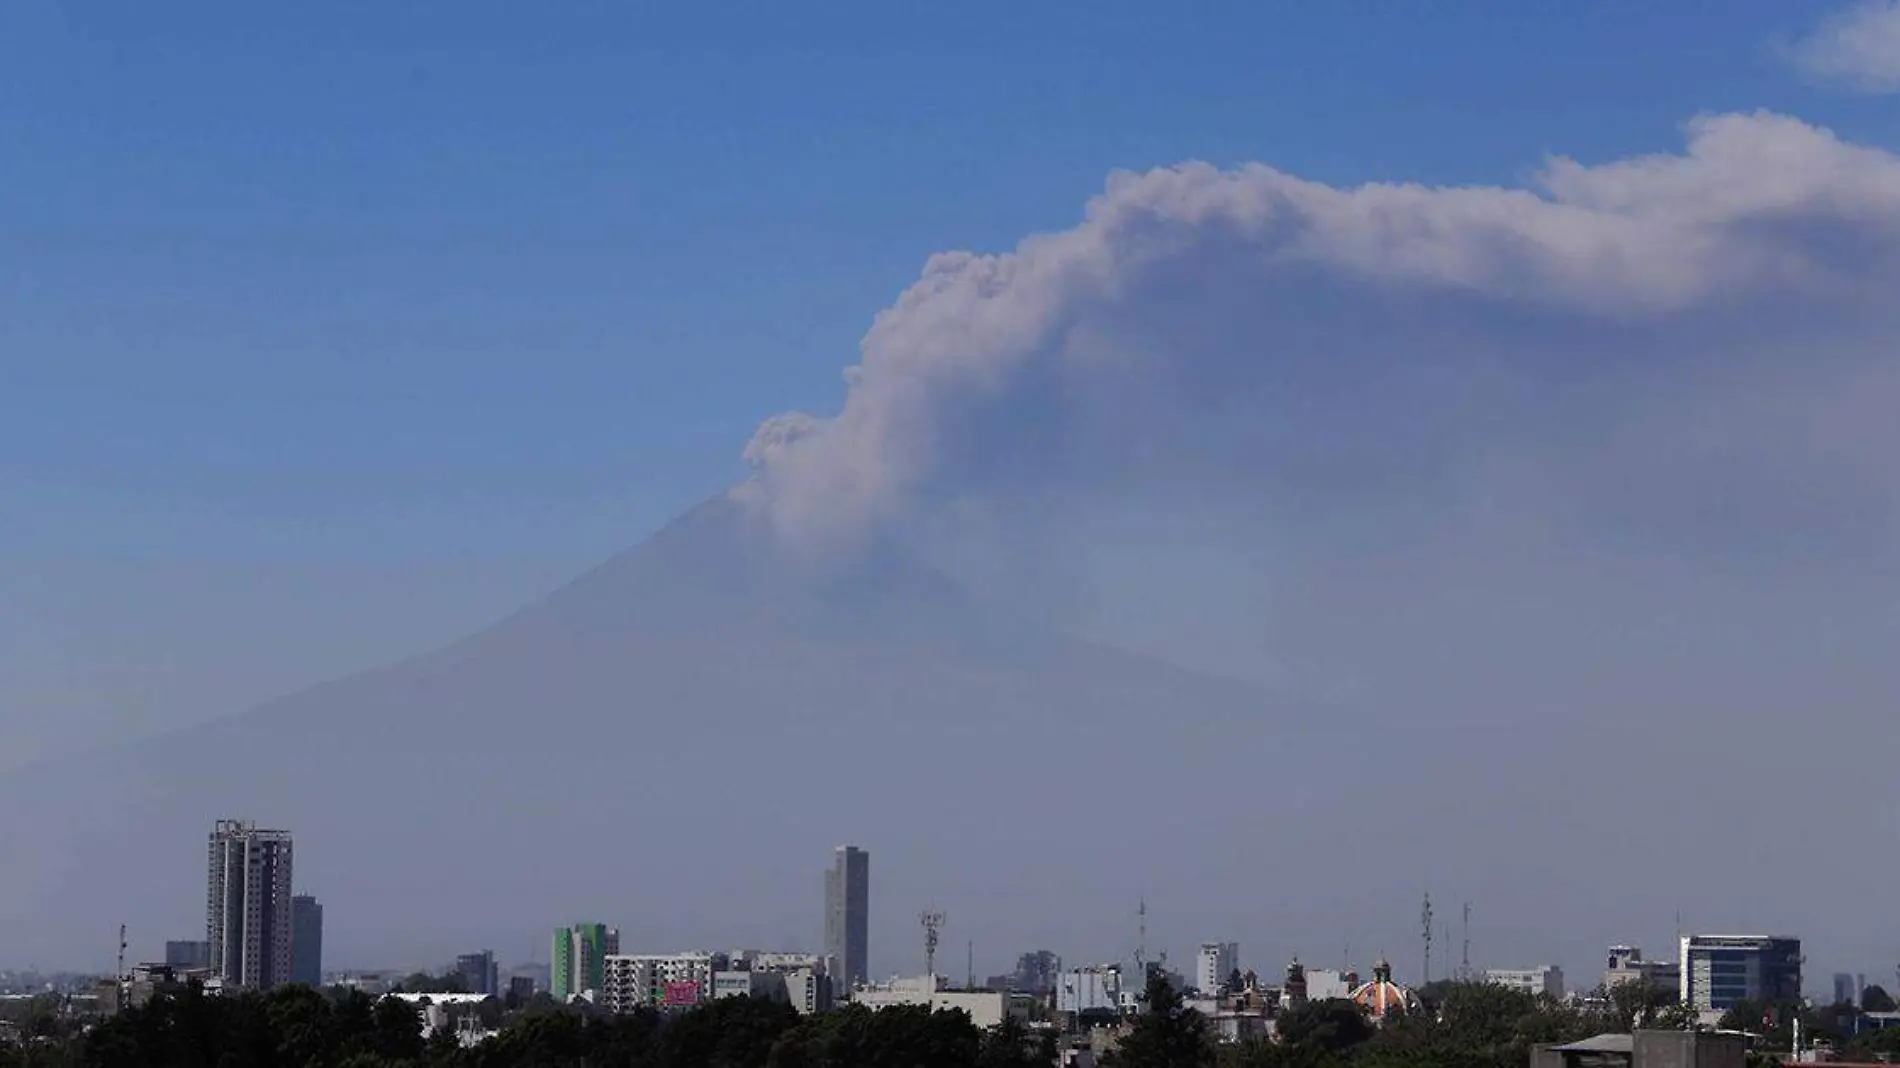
[[0, 497, 1368, 972]]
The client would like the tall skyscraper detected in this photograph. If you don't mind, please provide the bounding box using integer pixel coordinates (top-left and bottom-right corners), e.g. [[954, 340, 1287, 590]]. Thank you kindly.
[[206, 819, 295, 990], [291, 895, 323, 987], [550, 924, 619, 1000], [824, 845, 869, 991]]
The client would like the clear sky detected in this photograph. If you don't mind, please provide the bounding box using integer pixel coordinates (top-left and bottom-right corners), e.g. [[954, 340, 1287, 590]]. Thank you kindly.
[[3, 0, 1898, 767]]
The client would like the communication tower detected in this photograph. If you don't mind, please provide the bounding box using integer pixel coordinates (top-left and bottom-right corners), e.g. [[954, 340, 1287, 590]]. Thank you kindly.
[[920, 909, 946, 978]]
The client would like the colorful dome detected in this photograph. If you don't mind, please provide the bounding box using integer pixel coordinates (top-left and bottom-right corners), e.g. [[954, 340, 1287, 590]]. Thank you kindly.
[[1349, 959, 1415, 1021]]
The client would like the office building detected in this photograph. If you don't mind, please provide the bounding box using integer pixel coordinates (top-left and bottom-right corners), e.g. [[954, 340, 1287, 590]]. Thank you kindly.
[[456, 951, 499, 996], [988, 949, 1060, 995], [206, 820, 295, 990], [551, 923, 619, 1000], [1605, 946, 1679, 998], [1486, 966, 1565, 1000], [1197, 943, 1239, 994], [1057, 967, 1126, 1016], [290, 895, 323, 987], [1679, 935, 1802, 1013], [602, 953, 715, 1013], [1833, 973, 1864, 1008], [164, 941, 211, 971], [824, 845, 870, 992]]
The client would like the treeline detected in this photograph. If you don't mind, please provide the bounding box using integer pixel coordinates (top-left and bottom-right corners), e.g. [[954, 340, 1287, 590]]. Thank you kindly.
[[18, 982, 1051, 1068], [8, 974, 1899, 1068]]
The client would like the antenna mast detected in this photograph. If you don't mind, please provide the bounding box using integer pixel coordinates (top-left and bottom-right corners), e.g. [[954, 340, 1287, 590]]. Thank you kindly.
[[920, 909, 946, 979], [1421, 893, 1434, 986], [117, 924, 128, 1010], [966, 941, 974, 991], [1460, 902, 1472, 981], [1136, 898, 1148, 973]]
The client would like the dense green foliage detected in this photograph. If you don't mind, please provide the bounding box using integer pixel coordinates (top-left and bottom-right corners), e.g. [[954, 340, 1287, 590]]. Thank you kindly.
[[7, 976, 1898, 1068], [20, 983, 1026, 1068], [1210, 982, 1603, 1068], [1107, 975, 1215, 1068]]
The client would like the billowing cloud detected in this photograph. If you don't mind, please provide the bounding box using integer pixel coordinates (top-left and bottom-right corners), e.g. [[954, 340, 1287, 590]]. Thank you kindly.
[[1790, 0, 1900, 92], [739, 111, 1900, 550]]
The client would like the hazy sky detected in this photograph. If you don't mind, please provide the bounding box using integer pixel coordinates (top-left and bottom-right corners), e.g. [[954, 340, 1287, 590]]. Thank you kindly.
[[6, 0, 1900, 814]]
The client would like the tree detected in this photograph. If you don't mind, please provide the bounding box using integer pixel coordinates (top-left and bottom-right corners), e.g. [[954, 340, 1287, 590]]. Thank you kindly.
[[1275, 999, 1374, 1054], [367, 996, 425, 1062], [1863, 984, 1897, 1013], [1604, 980, 1677, 1032], [1109, 974, 1214, 1068], [659, 994, 800, 1068], [392, 972, 467, 995], [1650, 1002, 1699, 1031], [977, 1015, 1043, 1068]]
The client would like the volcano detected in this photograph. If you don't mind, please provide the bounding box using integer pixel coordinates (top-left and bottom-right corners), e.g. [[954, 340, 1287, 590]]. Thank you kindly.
[[0, 497, 1419, 974]]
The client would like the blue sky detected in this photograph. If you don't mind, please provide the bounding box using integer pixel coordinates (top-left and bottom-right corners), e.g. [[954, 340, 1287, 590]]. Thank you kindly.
[[4, 0, 1899, 766]]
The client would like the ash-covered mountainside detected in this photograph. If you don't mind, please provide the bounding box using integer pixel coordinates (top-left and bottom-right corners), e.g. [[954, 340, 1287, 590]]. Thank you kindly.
[[0, 498, 1495, 971]]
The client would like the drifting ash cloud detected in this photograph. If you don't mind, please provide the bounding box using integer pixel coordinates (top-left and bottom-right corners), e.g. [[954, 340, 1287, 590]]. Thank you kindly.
[[739, 111, 1900, 551]]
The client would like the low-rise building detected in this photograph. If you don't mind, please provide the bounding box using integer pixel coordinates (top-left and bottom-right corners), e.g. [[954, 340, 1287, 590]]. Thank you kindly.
[[1487, 966, 1565, 1000], [1303, 968, 1358, 1001], [602, 954, 716, 1013], [1605, 947, 1680, 999], [1531, 1030, 1744, 1068], [1057, 967, 1126, 1017], [853, 974, 1027, 1030]]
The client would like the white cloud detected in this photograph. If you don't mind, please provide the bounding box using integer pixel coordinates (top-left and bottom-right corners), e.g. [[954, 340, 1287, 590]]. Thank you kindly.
[[1790, 0, 1900, 92], [738, 111, 1900, 549]]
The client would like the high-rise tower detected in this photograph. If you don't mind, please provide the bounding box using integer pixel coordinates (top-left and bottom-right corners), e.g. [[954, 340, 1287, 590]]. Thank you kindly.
[[824, 845, 870, 991], [550, 923, 619, 1000], [290, 895, 323, 987], [206, 820, 295, 990]]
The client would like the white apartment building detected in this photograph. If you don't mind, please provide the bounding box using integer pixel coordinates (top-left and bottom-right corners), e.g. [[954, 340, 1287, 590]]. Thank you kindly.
[[1485, 966, 1565, 1000], [1197, 943, 1239, 994], [602, 954, 715, 1013]]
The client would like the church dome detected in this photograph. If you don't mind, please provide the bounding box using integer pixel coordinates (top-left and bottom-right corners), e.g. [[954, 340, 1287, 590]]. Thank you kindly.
[[1349, 959, 1415, 1021]]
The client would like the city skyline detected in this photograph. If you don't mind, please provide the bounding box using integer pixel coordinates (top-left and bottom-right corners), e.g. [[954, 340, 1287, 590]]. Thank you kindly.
[[4, 0, 1900, 986], [120, 827, 1889, 1005]]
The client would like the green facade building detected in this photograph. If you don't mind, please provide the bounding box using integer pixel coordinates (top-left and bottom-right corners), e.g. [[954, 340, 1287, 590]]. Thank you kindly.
[[550, 922, 618, 1000]]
